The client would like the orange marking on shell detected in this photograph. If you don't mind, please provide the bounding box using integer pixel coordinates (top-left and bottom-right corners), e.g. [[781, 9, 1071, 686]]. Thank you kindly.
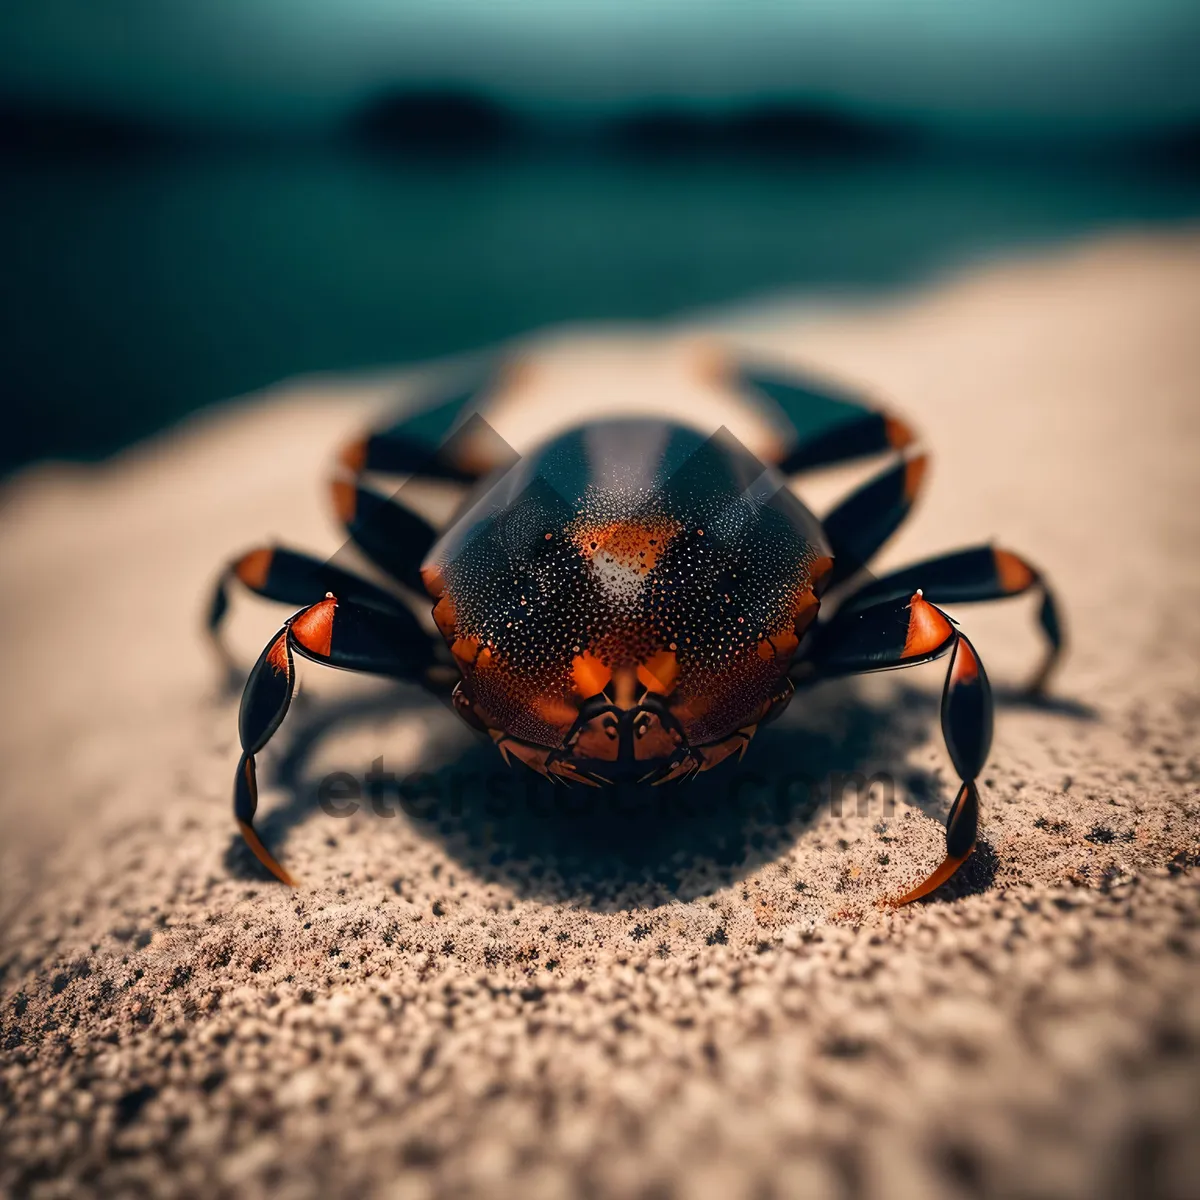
[[637, 649, 679, 695], [338, 436, 368, 474], [794, 590, 821, 639], [451, 635, 482, 666], [331, 479, 357, 524], [265, 631, 290, 676], [903, 454, 928, 503], [884, 414, 915, 450], [993, 548, 1035, 594], [950, 637, 981, 686], [235, 548, 273, 590], [769, 629, 799, 659], [808, 555, 835, 596], [433, 593, 457, 639], [475, 645, 495, 670], [291, 598, 337, 658], [757, 638, 774, 661], [902, 593, 952, 659], [572, 652, 612, 698], [421, 563, 447, 599], [569, 517, 682, 574]]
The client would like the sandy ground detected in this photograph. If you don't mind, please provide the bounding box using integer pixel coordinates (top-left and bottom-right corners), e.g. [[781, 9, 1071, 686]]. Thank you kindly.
[[1, 231, 1199, 1199]]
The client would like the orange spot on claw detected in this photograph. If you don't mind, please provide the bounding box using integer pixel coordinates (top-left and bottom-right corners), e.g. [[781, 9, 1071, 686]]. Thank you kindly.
[[338, 437, 367, 474], [235, 548, 273, 590], [993, 548, 1035, 594], [884, 414, 915, 449], [292, 597, 336, 658], [331, 479, 357, 523], [950, 637, 981, 685], [903, 454, 927, 502], [265, 631, 290, 676], [902, 592, 952, 659]]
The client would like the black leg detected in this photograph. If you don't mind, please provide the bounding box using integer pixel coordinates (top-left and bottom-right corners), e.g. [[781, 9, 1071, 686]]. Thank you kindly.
[[234, 594, 438, 885], [836, 543, 1064, 693], [329, 480, 441, 596], [732, 359, 917, 474], [207, 544, 412, 650], [727, 356, 927, 587], [336, 359, 518, 482], [805, 590, 993, 905], [820, 452, 928, 588], [328, 364, 522, 595]]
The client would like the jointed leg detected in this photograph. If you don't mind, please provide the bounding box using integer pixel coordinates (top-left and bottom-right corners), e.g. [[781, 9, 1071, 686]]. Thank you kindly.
[[328, 480, 440, 596], [806, 591, 993, 905], [235, 594, 438, 885], [733, 361, 917, 474], [838, 544, 1063, 693], [207, 545, 411, 651], [329, 366, 522, 594], [336, 361, 518, 483], [819, 452, 928, 588], [730, 357, 939, 592]]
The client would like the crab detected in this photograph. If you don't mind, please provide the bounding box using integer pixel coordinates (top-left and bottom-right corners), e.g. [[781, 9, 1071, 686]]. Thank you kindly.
[[209, 348, 1061, 903]]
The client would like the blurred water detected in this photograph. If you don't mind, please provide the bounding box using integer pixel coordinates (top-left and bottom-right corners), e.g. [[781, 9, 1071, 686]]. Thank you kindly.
[[3, 147, 1198, 472]]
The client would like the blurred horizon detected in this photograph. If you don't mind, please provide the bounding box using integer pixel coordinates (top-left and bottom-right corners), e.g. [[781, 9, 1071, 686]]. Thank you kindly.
[[2, 0, 1199, 141], [2, 1, 1198, 475]]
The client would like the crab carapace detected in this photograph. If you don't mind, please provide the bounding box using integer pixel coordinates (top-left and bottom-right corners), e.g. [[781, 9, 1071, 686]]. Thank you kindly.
[[210, 350, 1062, 904]]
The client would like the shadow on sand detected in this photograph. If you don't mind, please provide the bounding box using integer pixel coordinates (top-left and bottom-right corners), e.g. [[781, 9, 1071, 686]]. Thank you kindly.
[[217, 671, 1084, 909]]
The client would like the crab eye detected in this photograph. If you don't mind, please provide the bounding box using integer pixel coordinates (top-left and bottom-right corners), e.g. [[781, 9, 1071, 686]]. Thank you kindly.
[[633, 714, 650, 739], [603, 716, 619, 740]]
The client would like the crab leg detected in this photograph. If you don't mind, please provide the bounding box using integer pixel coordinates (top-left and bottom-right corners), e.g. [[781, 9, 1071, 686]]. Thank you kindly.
[[329, 479, 440, 595], [207, 545, 409, 650], [805, 591, 993, 906], [731, 360, 917, 474], [234, 594, 437, 885], [819, 451, 929, 588], [334, 360, 516, 483], [836, 543, 1063, 693]]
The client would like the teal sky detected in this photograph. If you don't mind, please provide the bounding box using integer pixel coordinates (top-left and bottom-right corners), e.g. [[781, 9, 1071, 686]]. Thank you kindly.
[[2, 0, 1198, 136]]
